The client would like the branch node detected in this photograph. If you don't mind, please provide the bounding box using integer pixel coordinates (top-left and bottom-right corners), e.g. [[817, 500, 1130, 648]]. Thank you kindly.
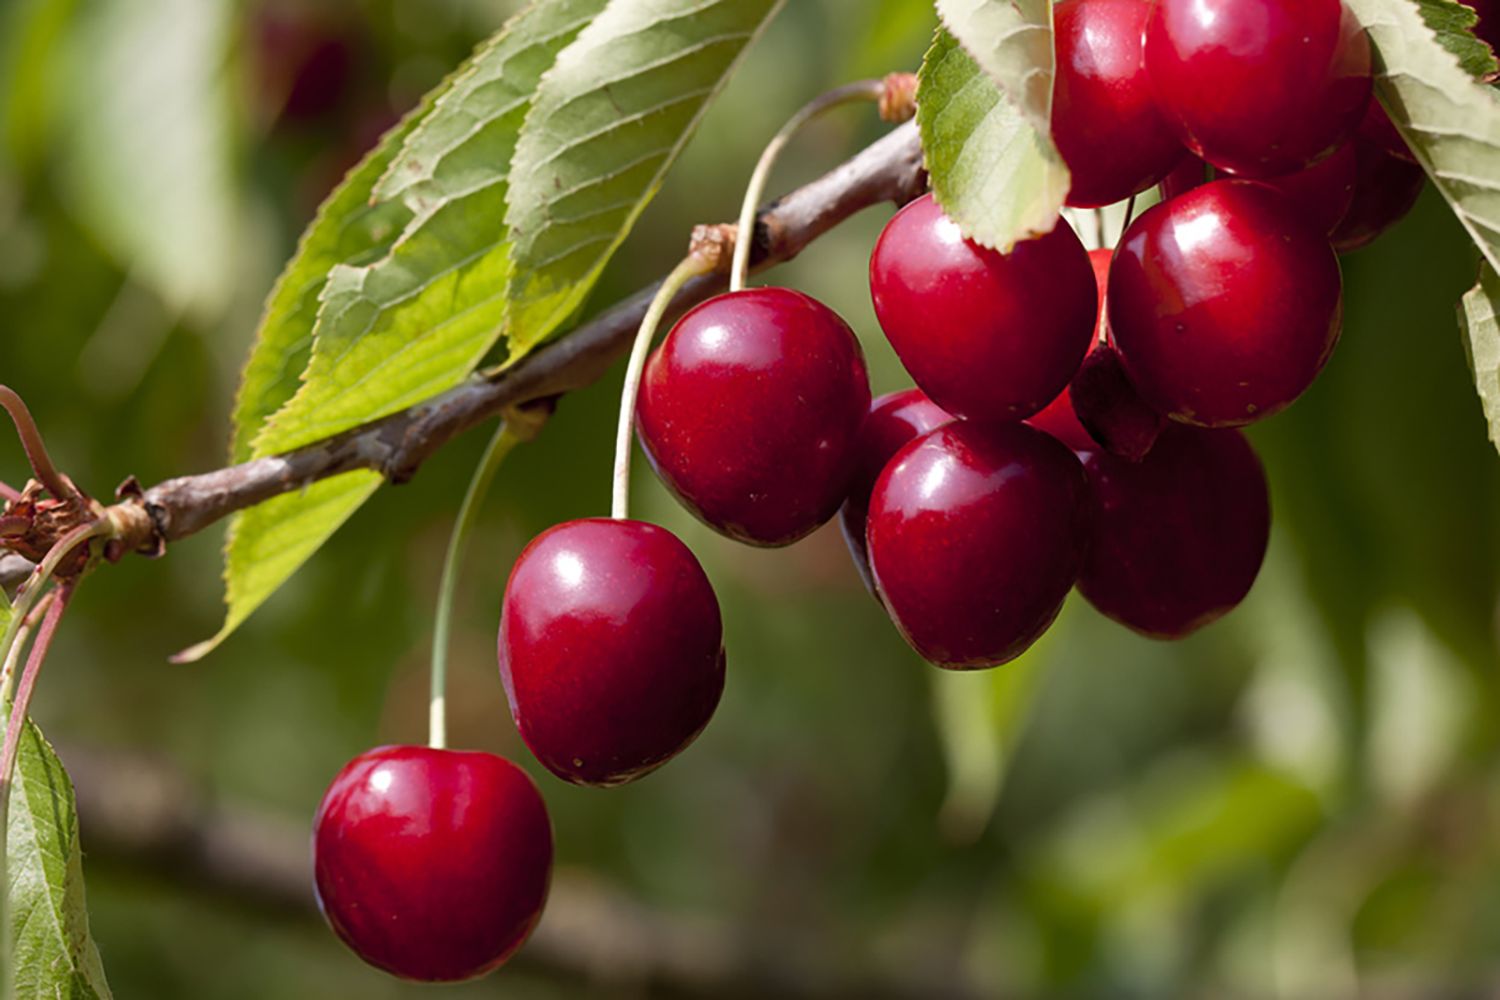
[[688, 223, 741, 275], [879, 72, 918, 124]]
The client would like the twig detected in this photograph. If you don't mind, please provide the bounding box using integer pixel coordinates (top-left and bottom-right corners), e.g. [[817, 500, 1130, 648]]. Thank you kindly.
[[124, 122, 924, 550]]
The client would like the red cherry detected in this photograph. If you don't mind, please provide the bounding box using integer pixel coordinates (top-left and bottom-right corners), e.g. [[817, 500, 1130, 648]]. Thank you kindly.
[[1028, 249, 1165, 460], [838, 389, 953, 594], [866, 422, 1091, 669], [636, 288, 870, 547], [1145, 0, 1372, 177], [1331, 138, 1426, 253], [1052, 0, 1186, 207], [498, 519, 725, 787], [1109, 180, 1343, 427], [1255, 140, 1359, 235], [1464, 0, 1500, 52], [1358, 99, 1416, 164], [870, 194, 1097, 423], [1077, 425, 1270, 638], [313, 746, 552, 982], [1159, 157, 1209, 202]]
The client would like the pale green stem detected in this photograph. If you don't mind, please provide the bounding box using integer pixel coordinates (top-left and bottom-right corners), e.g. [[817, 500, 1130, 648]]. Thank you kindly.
[[729, 80, 885, 293], [612, 254, 717, 520], [429, 422, 525, 751]]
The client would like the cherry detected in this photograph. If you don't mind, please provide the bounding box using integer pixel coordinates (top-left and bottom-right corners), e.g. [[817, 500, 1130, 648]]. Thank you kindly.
[[1256, 140, 1359, 235], [1358, 99, 1416, 165], [869, 194, 1097, 424], [313, 746, 552, 982], [1052, 0, 1186, 208], [866, 422, 1091, 669], [1331, 137, 1426, 253], [1145, 0, 1372, 177], [838, 389, 953, 594], [498, 518, 724, 787], [1076, 425, 1271, 638], [1108, 180, 1343, 428], [1159, 157, 1209, 202], [1029, 249, 1165, 461], [636, 288, 870, 547]]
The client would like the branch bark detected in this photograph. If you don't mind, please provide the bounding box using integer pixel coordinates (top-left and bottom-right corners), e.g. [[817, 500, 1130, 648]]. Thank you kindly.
[[124, 122, 924, 551]]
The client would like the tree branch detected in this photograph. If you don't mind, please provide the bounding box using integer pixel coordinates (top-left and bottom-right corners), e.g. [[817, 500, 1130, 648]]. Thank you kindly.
[[126, 122, 924, 550]]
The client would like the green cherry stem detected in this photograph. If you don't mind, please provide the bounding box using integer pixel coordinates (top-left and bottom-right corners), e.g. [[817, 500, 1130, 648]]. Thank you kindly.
[[611, 253, 717, 520], [728, 79, 886, 293], [428, 420, 526, 751]]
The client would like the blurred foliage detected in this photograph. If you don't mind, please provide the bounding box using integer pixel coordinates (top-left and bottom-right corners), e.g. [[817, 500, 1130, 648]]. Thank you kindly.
[[1, 0, 1499, 997]]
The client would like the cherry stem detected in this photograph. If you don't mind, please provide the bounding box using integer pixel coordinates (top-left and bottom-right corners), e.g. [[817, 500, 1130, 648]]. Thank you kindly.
[[729, 79, 886, 293], [0, 520, 109, 694], [0, 386, 78, 502], [429, 420, 525, 751], [0, 481, 20, 504], [1119, 194, 1138, 243], [0, 583, 70, 799], [612, 254, 718, 520]]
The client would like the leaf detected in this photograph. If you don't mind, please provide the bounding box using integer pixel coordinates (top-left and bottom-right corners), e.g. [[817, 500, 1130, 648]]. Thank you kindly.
[[503, 0, 787, 356], [58, 0, 237, 320], [917, 28, 1069, 252], [1414, 0, 1499, 78], [933, 0, 1054, 133], [228, 118, 420, 463], [1345, 0, 1500, 274], [1460, 263, 1500, 452], [189, 0, 602, 660], [5, 720, 112, 999]]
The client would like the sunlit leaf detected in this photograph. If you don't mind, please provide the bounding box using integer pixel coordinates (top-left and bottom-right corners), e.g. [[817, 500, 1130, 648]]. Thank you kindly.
[[933, 0, 1054, 133], [191, 0, 601, 659], [916, 28, 1069, 252], [503, 0, 786, 356]]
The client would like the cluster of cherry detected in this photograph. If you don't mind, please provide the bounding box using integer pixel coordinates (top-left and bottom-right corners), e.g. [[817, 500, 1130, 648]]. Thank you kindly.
[[308, 0, 1436, 984]]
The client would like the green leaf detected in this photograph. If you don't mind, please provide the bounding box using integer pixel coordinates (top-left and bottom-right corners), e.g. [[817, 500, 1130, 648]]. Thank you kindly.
[[933, 0, 1054, 133], [5, 720, 112, 999], [229, 117, 420, 463], [58, 0, 237, 320], [1414, 0, 1499, 78], [917, 28, 1069, 252], [191, 0, 601, 660], [1345, 0, 1500, 274], [1460, 263, 1500, 453], [503, 0, 786, 355]]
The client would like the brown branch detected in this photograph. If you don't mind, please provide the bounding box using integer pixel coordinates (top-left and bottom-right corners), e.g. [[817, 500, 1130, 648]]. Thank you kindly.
[[124, 121, 924, 550], [59, 741, 979, 999]]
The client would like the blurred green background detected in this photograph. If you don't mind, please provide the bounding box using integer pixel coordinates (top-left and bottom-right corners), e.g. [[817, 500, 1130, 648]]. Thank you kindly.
[[3, 0, 1499, 996]]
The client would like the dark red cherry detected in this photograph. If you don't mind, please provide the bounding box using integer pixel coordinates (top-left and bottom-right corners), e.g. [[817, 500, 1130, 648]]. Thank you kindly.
[[1465, 0, 1500, 52], [1069, 343, 1168, 462], [866, 422, 1091, 669], [498, 519, 725, 786], [1358, 99, 1416, 164], [636, 288, 870, 547], [1052, 0, 1186, 207], [1159, 157, 1209, 202], [1330, 137, 1426, 252], [1077, 425, 1270, 638], [1028, 250, 1165, 460], [1145, 0, 1372, 177], [1109, 180, 1343, 427], [838, 389, 953, 594], [1256, 140, 1359, 235], [313, 746, 552, 982], [870, 194, 1097, 423]]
